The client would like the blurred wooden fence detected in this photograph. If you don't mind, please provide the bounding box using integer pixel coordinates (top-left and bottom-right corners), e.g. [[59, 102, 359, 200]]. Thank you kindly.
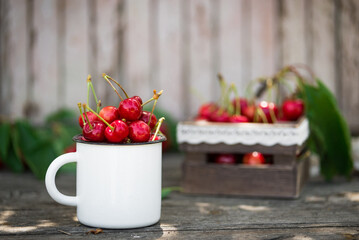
[[0, 0, 358, 132]]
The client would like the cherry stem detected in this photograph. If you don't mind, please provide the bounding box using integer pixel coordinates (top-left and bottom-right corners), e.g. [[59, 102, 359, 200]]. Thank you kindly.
[[224, 84, 233, 115], [141, 89, 163, 107], [152, 117, 165, 141], [85, 104, 114, 131], [102, 74, 124, 101], [230, 83, 240, 115], [148, 99, 158, 127], [103, 73, 129, 99], [256, 108, 268, 124], [266, 78, 273, 102], [77, 102, 85, 125], [217, 73, 227, 108], [269, 108, 277, 123], [82, 104, 93, 130], [87, 75, 100, 113]]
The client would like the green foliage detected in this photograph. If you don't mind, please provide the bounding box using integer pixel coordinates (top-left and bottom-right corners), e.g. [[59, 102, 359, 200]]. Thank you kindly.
[[301, 79, 353, 180], [0, 109, 80, 179], [161, 187, 182, 199]]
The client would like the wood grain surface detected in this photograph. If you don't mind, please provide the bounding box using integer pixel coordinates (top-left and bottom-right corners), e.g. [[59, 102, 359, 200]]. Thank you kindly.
[[0, 153, 359, 239]]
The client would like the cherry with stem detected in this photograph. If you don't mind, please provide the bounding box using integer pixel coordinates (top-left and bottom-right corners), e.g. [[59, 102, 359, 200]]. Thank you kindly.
[[85, 104, 114, 132]]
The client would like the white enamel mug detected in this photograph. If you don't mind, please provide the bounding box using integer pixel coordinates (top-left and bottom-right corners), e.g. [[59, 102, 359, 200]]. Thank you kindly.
[[45, 134, 166, 229]]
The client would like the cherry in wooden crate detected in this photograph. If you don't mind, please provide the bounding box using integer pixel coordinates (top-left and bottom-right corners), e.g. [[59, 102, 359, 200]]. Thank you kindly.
[[177, 117, 310, 198]]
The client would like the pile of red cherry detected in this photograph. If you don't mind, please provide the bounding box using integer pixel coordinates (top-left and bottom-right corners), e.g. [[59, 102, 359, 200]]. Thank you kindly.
[[196, 98, 304, 123], [78, 74, 164, 143], [196, 75, 305, 165]]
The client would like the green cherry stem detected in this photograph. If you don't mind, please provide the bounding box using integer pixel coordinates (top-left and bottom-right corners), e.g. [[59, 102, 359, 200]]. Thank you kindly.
[[77, 102, 85, 125], [82, 104, 93, 129], [230, 83, 241, 115], [87, 76, 90, 107], [142, 89, 163, 107], [217, 73, 227, 108], [147, 90, 163, 126], [87, 75, 100, 113], [85, 104, 114, 131], [102, 73, 124, 101], [269, 108, 277, 123], [152, 117, 165, 141], [256, 107, 268, 124], [103, 73, 129, 99]]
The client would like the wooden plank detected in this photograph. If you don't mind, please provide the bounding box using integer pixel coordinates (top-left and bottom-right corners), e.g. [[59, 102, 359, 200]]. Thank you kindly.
[[1, 154, 359, 238], [250, 0, 276, 81], [339, 0, 359, 133], [218, 0, 246, 95], [188, 0, 215, 118], [4, 227, 359, 240], [0, 0, 10, 116], [279, 0, 306, 66], [4, 0, 29, 119], [156, 0, 184, 120], [124, 0, 151, 99], [31, 0, 59, 123], [309, 0, 336, 95], [95, 0, 124, 107], [182, 156, 309, 198], [63, 0, 89, 111]]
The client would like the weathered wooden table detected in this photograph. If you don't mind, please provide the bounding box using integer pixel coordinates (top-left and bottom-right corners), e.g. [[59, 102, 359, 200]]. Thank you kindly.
[[1, 153, 359, 239]]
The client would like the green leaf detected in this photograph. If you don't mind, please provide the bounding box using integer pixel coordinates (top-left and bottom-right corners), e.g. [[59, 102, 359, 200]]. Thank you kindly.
[[161, 187, 182, 199], [15, 120, 56, 179], [24, 140, 58, 179], [46, 108, 77, 125], [1, 126, 24, 173], [0, 122, 11, 159], [302, 79, 353, 180]]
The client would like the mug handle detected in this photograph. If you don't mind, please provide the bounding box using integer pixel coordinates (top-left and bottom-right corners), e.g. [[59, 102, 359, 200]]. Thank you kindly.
[[45, 152, 78, 206]]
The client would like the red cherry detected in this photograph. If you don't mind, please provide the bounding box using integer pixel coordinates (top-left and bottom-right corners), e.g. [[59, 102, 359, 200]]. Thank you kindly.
[[131, 96, 143, 105], [258, 101, 278, 123], [215, 154, 236, 164], [242, 105, 256, 122], [198, 103, 218, 120], [150, 134, 161, 141], [82, 121, 106, 142], [232, 98, 248, 115], [139, 111, 157, 129], [99, 106, 119, 124], [118, 98, 142, 121], [242, 152, 266, 165], [128, 120, 151, 142], [282, 99, 304, 121], [105, 120, 129, 143], [229, 115, 249, 123], [210, 110, 230, 122], [78, 112, 98, 128]]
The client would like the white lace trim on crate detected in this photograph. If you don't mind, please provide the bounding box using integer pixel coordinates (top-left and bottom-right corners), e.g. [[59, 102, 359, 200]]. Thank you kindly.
[[177, 118, 309, 146]]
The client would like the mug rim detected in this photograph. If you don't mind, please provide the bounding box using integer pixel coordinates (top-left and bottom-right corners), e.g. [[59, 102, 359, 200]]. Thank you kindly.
[[72, 134, 167, 146]]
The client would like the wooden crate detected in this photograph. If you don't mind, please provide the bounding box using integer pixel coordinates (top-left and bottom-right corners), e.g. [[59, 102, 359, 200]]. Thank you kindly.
[[177, 118, 310, 198]]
